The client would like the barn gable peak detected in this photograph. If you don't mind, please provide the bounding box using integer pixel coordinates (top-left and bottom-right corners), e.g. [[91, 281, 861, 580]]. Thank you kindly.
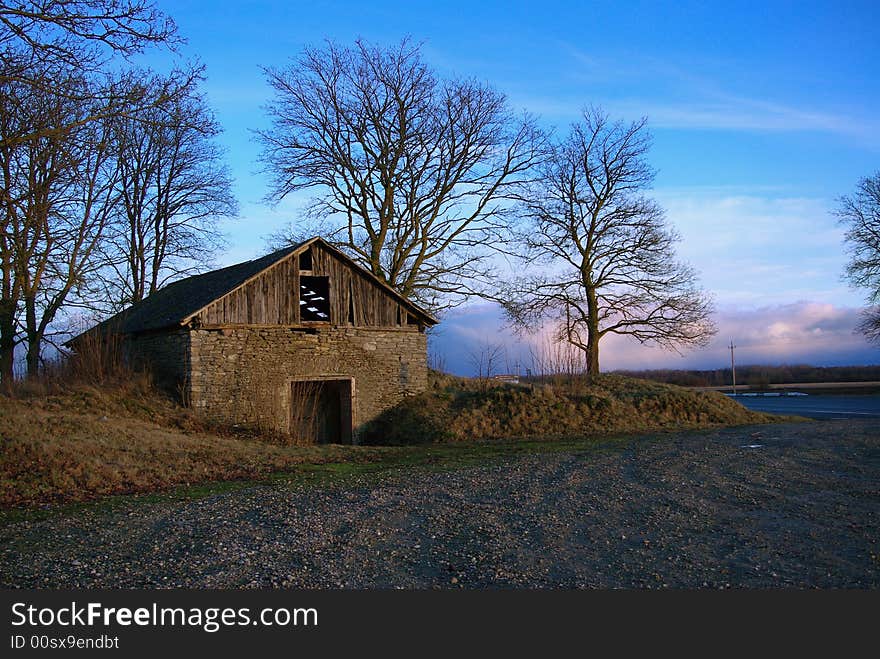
[[72, 237, 437, 341]]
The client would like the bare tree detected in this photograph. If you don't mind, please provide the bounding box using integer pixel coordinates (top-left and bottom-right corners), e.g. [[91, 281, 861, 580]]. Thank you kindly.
[[837, 172, 880, 343], [1, 0, 180, 148], [0, 67, 121, 379], [468, 339, 506, 390], [95, 69, 236, 310], [504, 109, 716, 380], [0, 2, 199, 382], [259, 38, 545, 311], [0, 0, 177, 59]]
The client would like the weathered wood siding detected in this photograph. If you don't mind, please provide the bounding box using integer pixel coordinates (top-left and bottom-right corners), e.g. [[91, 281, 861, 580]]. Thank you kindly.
[[195, 243, 416, 329]]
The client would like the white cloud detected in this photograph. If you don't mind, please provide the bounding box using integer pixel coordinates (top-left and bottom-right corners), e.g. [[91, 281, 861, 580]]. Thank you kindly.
[[431, 301, 878, 376], [655, 192, 860, 309]]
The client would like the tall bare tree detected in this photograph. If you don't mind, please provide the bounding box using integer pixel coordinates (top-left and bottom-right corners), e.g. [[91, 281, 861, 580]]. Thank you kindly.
[[96, 69, 236, 309], [259, 38, 545, 311], [0, 67, 30, 381], [837, 172, 880, 343], [503, 109, 716, 379], [0, 68, 121, 378]]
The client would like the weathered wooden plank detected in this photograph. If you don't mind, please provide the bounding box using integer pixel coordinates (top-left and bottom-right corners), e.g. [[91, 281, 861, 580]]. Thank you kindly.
[[195, 242, 420, 328]]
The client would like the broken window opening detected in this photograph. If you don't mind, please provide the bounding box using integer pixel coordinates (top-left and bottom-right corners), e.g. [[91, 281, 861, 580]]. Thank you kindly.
[[299, 248, 313, 271], [348, 281, 355, 324], [300, 276, 330, 322]]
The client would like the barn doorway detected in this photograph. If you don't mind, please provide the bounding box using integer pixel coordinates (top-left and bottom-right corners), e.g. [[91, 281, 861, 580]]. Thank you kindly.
[[290, 378, 353, 444]]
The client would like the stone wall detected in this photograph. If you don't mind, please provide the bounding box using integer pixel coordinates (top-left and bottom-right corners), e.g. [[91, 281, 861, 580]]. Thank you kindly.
[[187, 326, 427, 440], [125, 330, 190, 397]]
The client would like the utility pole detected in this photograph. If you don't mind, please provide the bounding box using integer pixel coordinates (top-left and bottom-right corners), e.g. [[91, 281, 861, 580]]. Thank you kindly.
[[729, 340, 737, 397]]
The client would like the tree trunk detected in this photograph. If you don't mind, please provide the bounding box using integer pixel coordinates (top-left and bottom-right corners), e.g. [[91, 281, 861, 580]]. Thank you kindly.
[[584, 285, 600, 382], [0, 298, 16, 387], [585, 332, 599, 381], [25, 336, 40, 378], [23, 295, 40, 378]]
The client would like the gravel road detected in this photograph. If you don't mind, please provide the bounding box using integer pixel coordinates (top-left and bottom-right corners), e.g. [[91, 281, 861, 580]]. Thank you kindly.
[[2, 420, 878, 588]]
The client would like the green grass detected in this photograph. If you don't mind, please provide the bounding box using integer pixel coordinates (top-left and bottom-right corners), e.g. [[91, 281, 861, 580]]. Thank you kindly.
[[0, 431, 644, 526]]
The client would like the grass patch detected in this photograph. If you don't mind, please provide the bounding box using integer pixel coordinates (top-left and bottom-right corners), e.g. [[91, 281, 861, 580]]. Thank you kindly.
[[1, 372, 795, 512], [360, 372, 790, 444], [0, 429, 645, 524], [0, 384, 395, 510]]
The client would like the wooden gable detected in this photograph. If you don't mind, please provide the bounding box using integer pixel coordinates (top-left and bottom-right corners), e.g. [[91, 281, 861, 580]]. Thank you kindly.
[[191, 240, 434, 330]]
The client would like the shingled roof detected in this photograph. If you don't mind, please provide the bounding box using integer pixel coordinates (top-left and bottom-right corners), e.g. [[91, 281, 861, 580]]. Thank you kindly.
[[74, 237, 437, 340]]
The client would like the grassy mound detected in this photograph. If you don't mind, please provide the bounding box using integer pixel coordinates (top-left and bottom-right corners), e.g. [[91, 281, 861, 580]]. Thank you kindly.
[[1, 373, 790, 509], [0, 383, 386, 509], [361, 373, 784, 444]]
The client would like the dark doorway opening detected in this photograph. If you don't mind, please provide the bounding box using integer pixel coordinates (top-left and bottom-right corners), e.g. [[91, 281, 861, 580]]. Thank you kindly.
[[290, 379, 353, 444]]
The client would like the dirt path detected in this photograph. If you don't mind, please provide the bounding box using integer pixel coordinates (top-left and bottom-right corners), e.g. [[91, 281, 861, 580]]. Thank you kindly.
[[2, 420, 878, 588]]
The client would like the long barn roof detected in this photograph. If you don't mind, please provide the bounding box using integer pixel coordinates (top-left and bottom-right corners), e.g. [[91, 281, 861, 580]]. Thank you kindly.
[[75, 238, 437, 339]]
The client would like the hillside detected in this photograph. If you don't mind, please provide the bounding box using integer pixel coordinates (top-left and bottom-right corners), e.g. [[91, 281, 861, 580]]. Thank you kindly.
[[1, 374, 789, 509], [361, 373, 785, 444], [0, 383, 386, 509]]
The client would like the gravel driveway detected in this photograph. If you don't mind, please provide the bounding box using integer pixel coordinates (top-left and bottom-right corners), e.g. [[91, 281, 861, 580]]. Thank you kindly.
[[2, 420, 878, 588]]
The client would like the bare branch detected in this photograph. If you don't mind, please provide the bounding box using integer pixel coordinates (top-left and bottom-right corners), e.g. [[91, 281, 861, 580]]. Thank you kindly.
[[90, 68, 237, 310], [837, 172, 880, 344], [0, 0, 180, 148], [0, 0, 179, 61], [503, 108, 716, 377], [258, 38, 547, 311]]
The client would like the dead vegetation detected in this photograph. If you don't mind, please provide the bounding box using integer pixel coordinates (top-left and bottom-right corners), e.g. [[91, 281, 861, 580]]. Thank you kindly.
[[0, 383, 387, 509], [361, 371, 787, 444], [0, 336, 788, 508], [0, 335, 384, 508]]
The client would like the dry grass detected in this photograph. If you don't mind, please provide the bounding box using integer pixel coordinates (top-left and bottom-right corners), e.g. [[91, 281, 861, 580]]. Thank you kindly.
[[361, 372, 789, 444], [0, 383, 387, 509], [1, 334, 393, 509], [1, 364, 791, 509], [6, 331, 157, 402]]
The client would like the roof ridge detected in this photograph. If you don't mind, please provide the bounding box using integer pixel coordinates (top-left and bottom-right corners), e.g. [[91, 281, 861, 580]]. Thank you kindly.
[[67, 236, 436, 343]]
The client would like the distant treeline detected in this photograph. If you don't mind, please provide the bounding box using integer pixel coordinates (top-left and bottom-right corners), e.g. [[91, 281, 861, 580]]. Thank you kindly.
[[613, 365, 880, 387]]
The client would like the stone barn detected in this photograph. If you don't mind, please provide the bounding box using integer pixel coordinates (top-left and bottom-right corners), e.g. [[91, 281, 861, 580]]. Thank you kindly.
[[77, 237, 437, 443]]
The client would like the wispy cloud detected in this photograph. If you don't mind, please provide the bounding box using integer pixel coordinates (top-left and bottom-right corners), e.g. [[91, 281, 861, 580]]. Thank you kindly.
[[654, 192, 858, 308], [606, 97, 880, 143], [431, 301, 878, 376], [533, 44, 880, 145]]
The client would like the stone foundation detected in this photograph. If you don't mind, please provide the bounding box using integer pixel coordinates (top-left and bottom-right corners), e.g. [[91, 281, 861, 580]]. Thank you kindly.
[[130, 326, 426, 441], [125, 330, 190, 397]]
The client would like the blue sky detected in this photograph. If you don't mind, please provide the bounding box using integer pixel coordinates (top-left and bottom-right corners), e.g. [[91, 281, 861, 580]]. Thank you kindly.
[[142, 0, 879, 373]]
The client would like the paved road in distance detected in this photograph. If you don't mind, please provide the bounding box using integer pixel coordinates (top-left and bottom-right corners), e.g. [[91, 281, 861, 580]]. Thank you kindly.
[[733, 394, 880, 420]]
